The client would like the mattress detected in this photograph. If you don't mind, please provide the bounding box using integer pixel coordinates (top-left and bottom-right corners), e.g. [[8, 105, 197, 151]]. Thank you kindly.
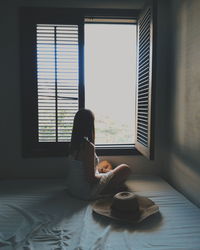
[[0, 176, 200, 250]]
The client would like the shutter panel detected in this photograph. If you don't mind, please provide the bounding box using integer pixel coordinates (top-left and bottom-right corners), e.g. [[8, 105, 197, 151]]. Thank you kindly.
[[135, 6, 155, 159], [36, 24, 79, 143]]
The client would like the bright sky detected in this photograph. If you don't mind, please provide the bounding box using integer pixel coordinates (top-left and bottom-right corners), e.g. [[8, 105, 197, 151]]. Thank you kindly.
[[84, 23, 136, 142]]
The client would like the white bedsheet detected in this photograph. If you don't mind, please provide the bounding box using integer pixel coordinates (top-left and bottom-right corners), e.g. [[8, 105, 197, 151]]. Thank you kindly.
[[0, 176, 200, 250]]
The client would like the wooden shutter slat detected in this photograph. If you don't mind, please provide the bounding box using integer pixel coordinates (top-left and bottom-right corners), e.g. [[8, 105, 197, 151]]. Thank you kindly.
[[139, 24, 150, 41], [139, 35, 150, 51], [139, 9, 151, 29]]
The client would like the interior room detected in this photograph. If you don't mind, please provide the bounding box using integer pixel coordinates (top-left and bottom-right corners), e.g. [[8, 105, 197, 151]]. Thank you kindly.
[[0, 0, 200, 249]]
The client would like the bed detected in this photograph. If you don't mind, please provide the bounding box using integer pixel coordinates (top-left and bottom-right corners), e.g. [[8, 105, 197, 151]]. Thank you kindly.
[[0, 175, 200, 250]]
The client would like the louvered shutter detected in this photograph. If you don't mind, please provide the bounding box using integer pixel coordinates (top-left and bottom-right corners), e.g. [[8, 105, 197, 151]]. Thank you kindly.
[[36, 24, 79, 142], [135, 6, 155, 159]]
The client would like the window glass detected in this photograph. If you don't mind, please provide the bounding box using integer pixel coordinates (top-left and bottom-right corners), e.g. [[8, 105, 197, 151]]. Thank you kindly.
[[85, 23, 137, 144]]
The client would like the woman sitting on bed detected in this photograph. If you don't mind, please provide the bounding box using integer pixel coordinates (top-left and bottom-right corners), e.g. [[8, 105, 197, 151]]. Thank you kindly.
[[66, 108, 131, 200]]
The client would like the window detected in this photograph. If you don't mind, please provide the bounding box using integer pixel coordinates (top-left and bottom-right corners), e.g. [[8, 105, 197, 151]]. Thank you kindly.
[[20, 7, 155, 158], [36, 24, 79, 143], [85, 21, 136, 145]]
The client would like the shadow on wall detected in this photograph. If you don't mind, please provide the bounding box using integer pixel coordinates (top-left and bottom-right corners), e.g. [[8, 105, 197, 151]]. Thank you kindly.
[[168, 145, 200, 207], [165, 0, 200, 208]]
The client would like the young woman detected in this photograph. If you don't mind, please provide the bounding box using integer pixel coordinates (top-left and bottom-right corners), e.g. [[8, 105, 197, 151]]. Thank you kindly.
[[66, 109, 131, 200]]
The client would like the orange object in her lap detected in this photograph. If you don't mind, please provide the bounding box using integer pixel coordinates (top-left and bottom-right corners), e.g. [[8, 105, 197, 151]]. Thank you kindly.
[[97, 160, 113, 173]]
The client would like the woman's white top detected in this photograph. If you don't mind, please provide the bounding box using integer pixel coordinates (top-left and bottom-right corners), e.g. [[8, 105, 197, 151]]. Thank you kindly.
[[66, 154, 114, 200]]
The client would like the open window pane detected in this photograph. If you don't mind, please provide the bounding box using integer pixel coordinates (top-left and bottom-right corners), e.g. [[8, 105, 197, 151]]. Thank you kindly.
[[135, 6, 155, 159], [85, 23, 137, 144]]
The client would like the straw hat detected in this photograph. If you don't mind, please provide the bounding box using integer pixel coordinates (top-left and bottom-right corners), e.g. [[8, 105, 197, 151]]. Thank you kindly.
[[92, 192, 159, 223]]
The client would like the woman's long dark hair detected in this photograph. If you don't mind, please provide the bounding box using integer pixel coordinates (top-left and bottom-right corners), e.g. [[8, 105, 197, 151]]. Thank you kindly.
[[70, 109, 95, 154]]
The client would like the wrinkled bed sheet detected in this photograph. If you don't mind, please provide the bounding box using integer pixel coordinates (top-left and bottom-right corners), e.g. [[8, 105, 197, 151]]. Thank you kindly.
[[0, 176, 200, 250]]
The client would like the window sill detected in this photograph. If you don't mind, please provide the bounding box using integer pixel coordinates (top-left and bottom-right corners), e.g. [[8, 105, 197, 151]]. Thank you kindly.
[[22, 143, 140, 157], [96, 144, 140, 156]]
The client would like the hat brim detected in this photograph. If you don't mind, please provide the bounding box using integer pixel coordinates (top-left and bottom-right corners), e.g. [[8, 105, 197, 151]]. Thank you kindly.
[[92, 195, 159, 224]]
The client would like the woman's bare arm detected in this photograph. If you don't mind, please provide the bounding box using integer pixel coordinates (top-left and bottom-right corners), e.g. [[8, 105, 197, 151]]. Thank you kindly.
[[77, 138, 99, 183]]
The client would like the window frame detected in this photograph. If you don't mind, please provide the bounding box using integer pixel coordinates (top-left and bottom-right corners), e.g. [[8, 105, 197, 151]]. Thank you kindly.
[[20, 7, 146, 157]]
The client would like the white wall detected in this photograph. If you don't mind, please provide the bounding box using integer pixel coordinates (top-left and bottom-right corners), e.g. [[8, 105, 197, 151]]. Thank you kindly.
[[0, 0, 170, 178], [164, 0, 200, 207]]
